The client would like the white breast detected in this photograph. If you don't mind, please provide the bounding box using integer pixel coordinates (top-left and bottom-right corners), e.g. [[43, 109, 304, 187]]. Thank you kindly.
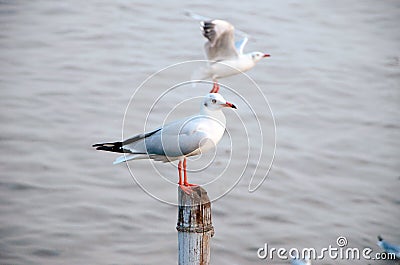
[[195, 111, 226, 155], [209, 55, 255, 79]]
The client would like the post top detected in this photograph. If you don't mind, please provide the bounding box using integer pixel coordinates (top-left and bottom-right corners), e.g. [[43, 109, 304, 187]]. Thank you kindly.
[[178, 186, 211, 206], [177, 186, 214, 235]]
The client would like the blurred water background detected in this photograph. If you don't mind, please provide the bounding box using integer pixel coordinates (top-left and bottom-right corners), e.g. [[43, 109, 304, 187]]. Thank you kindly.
[[0, 0, 399, 264]]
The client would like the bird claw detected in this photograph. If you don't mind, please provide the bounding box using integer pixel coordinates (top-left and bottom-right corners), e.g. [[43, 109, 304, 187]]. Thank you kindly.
[[179, 184, 198, 195], [179, 185, 193, 195]]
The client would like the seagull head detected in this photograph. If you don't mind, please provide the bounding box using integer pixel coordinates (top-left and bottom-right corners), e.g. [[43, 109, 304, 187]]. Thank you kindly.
[[251, 51, 271, 62], [202, 93, 237, 111]]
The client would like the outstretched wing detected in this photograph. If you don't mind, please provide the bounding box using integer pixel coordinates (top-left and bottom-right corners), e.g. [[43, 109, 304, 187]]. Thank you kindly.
[[186, 12, 250, 58], [201, 20, 238, 61], [235, 36, 248, 55]]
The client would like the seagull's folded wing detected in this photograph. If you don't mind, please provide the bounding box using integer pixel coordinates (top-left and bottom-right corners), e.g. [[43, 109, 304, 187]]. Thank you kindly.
[[121, 116, 213, 160], [147, 122, 210, 158]]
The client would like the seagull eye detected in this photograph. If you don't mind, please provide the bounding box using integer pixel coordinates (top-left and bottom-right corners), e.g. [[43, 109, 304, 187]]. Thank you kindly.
[[211, 99, 217, 104]]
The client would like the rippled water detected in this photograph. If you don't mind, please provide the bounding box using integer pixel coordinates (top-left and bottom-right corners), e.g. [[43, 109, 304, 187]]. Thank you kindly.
[[1, 1, 399, 265]]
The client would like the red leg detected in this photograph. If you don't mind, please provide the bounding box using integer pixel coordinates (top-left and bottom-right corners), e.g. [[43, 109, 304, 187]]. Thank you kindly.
[[209, 81, 220, 93], [183, 158, 188, 186], [178, 160, 183, 185], [178, 159, 194, 194], [183, 157, 197, 187]]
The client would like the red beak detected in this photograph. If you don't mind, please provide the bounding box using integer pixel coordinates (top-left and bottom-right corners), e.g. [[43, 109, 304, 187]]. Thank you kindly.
[[263, 54, 271, 58], [224, 102, 237, 109]]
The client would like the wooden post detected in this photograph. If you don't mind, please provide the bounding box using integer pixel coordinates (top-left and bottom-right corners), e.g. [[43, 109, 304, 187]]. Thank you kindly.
[[176, 186, 214, 265]]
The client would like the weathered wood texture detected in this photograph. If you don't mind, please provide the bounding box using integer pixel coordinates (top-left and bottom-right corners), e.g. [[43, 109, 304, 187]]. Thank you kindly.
[[177, 186, 214, 265]]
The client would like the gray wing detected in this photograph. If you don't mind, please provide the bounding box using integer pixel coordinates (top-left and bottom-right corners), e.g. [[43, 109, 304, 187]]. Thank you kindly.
[[201, 20, 238, 61], [141, 130, 207, 158], [118, 128, 161, 155], [145, 130, 209, 163], [122, 128, 161, 146], [235, 36, 248, 55], [93, 128, 161, 154], [122, 116, 210, 158]]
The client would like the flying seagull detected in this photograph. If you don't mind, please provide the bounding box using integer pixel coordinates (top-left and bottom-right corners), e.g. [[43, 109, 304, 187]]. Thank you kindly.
[[186, 11, 270, 93]]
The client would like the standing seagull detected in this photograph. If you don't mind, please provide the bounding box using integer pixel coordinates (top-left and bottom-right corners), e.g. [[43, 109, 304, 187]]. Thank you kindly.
[[93, 93, 236, 192], [189, 13, 270, 93], [377, 235, 400, 259]]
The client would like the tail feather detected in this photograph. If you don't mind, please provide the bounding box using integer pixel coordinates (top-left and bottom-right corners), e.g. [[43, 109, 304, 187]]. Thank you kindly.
[[92, 141, 124, 153], [113, 154, 149, 164]]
